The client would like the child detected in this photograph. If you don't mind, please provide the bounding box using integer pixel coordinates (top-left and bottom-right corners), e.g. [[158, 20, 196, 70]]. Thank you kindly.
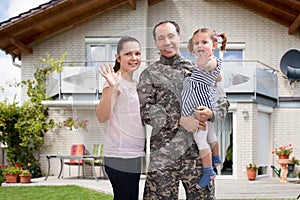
[[181, 28, 227, 188], [96, 36, 145, 200]]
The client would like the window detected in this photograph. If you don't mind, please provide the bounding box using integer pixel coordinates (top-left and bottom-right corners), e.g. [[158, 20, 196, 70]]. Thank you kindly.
[[85, 38, 120, 93], [180, 48, 196, 63], [180, 43, 244, 63], [85, 38, 119, 67]]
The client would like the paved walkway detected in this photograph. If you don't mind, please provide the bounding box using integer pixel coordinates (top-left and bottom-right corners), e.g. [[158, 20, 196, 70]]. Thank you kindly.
[[2, 175, 300, 199]]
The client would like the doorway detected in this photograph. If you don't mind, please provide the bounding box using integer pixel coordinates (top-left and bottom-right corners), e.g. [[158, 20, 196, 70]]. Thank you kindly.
[[215, 113, 233, 176]]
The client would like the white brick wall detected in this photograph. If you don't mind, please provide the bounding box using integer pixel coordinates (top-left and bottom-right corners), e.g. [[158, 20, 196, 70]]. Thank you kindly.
[[272, 107, 300, 165], [39, 107, 107, 177], [235, 103, 258, 178]]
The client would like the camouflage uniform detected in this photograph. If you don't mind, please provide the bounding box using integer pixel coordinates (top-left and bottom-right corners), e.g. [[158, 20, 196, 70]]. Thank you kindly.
[[137, 55, 229, 200]]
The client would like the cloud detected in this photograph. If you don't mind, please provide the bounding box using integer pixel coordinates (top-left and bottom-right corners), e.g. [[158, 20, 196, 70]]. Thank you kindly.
[[0, 0, 9, 20], [6, 0, 49, 19], [0, 53, 21, 102], [0, 54, 20, 82]]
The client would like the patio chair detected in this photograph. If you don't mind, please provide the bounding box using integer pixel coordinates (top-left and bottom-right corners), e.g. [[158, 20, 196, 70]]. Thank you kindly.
[[64, 144, 85, 177], [86, 144, 107, 179]]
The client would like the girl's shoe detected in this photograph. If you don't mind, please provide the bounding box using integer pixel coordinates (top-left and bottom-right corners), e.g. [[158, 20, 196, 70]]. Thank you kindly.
[[196, 167, 216, 188]]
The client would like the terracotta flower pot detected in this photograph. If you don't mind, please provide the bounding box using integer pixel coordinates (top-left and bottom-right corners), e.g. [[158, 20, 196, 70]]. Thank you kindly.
[[5, 174, 19, 183], [20, 174, 32, 184], [278, 155, 289, 159], [246, 168, 257, 181]]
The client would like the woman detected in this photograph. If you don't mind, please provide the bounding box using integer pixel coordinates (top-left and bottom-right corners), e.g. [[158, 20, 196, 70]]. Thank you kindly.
[[96, 36, 145, 200]]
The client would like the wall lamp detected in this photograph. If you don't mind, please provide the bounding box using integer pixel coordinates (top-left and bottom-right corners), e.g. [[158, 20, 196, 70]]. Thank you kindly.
[[242, 110, 249, 119]]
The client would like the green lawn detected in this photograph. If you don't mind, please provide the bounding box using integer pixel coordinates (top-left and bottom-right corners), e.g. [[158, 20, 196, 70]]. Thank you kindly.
[[0, 185, 113, 200]]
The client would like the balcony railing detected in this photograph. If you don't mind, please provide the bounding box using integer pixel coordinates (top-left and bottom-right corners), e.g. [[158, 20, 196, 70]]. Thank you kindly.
[[223, 60, 278, 100], [45, 60, 278, 106]]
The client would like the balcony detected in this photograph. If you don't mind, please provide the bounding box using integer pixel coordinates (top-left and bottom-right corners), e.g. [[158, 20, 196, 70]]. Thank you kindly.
[[223, 60, 278, 106], [43, 60, 278, 107]]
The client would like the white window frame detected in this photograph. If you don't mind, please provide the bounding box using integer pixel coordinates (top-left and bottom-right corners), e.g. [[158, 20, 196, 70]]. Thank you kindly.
[[85, 37, 120, 91], [179, 43, 245, 62], [85, 37, 120, 66]]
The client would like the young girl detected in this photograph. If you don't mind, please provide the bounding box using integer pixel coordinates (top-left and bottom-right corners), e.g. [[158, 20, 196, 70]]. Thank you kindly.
[[96, 36, 145, 200], [181, 28, 227, 188]]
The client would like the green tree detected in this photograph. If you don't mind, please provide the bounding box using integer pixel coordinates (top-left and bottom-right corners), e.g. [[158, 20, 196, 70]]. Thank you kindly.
[[0, 53, 66, 178]]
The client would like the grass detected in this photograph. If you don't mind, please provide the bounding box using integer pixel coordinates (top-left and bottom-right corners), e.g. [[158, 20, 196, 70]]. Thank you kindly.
[[0, 185, 113, 200]]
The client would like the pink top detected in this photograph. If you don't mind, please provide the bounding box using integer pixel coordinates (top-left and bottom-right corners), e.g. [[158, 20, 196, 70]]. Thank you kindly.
[[102, 78, 145, 158]]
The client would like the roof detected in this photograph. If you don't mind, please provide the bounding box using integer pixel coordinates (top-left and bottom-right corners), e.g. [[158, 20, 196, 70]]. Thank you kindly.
[[227, 0, 300, 35], [0, 0, 162, 60], [0, 0, 299, 60]]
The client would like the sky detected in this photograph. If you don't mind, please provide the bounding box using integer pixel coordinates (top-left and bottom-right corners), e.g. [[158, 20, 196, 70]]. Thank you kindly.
[[0, 0, 49, 103]]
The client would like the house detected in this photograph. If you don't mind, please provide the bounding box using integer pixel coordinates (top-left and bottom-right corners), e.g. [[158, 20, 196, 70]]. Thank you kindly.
[[0, 0, 299, 179]]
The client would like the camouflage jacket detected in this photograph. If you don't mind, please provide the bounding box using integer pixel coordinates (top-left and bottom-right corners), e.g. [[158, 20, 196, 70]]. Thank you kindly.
[[137, 55, 229, 167]]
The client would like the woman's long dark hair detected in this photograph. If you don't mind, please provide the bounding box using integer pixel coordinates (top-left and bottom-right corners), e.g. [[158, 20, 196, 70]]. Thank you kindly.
[[113, 36, 141, 72]]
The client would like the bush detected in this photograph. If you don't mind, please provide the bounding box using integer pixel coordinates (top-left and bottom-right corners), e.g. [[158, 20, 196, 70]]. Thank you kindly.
[[0, 165, 5, 185], [0, 54, 66, 177], [27, 162, 42, 178]]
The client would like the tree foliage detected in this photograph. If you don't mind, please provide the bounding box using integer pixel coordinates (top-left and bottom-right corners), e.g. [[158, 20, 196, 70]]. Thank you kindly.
[[0, 53, 67, 177]]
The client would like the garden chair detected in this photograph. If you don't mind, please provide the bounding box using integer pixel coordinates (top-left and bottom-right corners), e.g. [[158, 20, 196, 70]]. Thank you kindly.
[[86, 144, 107, 179], [63, 144, 85, 178]]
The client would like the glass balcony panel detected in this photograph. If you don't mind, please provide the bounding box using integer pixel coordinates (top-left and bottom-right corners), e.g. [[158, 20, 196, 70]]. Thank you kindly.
[[45, 60, 278, 101], [223, 60, 278, 100]]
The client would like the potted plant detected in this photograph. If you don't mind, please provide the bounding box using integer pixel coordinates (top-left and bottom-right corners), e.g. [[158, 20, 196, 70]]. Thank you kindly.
[[19, 169, 32, 183], [290, 156, 300, 165], [246, 163, 258, 181], [3, 165, 21, 183], [272, 144, 293, 159], [59, 117, 88, 131], [288, 156, 300, 178]]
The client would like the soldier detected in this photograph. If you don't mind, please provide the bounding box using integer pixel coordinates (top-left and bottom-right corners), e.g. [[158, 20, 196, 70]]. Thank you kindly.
[[137, 21, 229, 199]]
